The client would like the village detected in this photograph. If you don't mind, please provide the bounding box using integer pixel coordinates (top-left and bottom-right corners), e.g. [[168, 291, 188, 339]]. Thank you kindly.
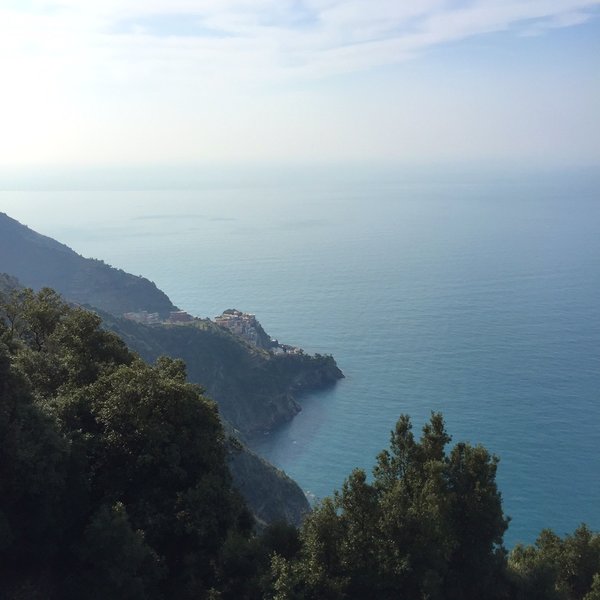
[[214, 309, 304, 355], [123, 308, 303, 355], [123, 309, 195, 326]]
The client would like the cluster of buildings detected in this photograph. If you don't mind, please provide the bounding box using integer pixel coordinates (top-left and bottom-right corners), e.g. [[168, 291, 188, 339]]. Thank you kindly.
[[123, 311, 161, 325], [168, 310, 195, 323], [214, 309, 262, 346], [123, 310, 194, 325], [121, 307, 304, 356], [270, 343, 304, 356], [214, 309, 304, 355]]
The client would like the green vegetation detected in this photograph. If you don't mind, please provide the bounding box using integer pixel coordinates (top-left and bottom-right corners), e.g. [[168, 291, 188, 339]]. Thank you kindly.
[[271, 413, 509, 599], [0, 212, 176, 316], [510, 526, 600, 600], [101, 312, 343, 437], [0, 288, 250, 598], [1, 287, 599, 599], [0, 212, 344, 437], [0, 274, 316, 528], [268, 416, 600, 600]]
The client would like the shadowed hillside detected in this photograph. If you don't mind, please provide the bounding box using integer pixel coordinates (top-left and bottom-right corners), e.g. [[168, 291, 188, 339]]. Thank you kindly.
[[0, 213, 344, 527], [0, 212, 176, 316], [100, 311, 342, 437], [0, 275, 312, 527]]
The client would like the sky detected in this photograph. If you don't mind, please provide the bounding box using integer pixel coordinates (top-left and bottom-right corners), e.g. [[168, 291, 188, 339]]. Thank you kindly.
[[1, 0, 600, 172]]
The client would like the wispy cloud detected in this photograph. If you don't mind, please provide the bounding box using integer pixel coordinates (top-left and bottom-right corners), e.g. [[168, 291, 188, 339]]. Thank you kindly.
[[1, 0, 598, 86], [520, 9, 591, 35], [1, 0, 598, 167]]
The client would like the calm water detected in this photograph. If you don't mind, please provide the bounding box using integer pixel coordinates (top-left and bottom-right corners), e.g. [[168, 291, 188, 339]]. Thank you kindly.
[[2, 169, 599, 546]]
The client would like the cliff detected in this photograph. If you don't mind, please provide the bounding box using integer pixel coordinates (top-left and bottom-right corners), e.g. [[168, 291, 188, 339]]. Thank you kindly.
[[227, 442, 310, 528], [99, 312, 343, 437]]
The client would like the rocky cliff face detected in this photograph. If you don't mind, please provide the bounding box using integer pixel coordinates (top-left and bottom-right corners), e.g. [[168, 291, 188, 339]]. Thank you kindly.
[[227, 440, 310, 527]]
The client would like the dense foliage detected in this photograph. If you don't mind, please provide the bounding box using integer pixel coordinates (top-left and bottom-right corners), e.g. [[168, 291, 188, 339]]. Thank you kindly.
[[0, 288, 251, 598], [509, 526, 600, 600], [1, 287, 599, 599], [271, 413, 509, 600], [269, 419, 600, 600]]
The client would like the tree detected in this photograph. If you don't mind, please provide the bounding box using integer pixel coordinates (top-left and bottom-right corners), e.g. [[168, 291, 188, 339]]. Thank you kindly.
[[70, 503, 162, 600], [509, 525, 600, 600], [337, 469, 380, 597], [272, 413, 510, 600], [19, 288, 67, 351], [0, 288, 253, 598], [0, 342, 69, 598], [272, 497, 347, 600], [56, 357, 247, 598], [444, 443, 509, 599]]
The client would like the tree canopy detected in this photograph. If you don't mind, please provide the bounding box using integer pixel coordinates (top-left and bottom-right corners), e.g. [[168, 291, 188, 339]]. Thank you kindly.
[[271, 413, 509, 600], [0, 288, 250, 599]]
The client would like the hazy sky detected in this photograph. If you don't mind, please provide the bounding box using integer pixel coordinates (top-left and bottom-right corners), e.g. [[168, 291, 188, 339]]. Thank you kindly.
[[1, 0, 599, 169]]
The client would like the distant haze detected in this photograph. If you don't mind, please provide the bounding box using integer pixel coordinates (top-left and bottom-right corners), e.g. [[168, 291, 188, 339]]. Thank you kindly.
[[1, 1, 599, 172]]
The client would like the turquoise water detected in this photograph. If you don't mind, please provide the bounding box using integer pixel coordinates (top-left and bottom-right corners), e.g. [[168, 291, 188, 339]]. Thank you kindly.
[[2, 169, 599, 546]]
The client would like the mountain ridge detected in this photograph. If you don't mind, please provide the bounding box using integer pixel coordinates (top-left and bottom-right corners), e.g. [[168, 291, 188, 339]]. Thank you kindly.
[[0, 212, 177, 316]]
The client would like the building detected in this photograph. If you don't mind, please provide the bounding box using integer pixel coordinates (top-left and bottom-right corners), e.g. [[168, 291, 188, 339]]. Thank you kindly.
[[169, 310, 194, 323], [123, 311, 160, 325]]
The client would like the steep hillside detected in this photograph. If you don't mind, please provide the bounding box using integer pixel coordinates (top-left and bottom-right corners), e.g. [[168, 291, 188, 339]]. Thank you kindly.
[[100, 312, 343, 437], [0, 273, 19, 295], [0, 275, 310, 526], [0, 212, 176, 316], [0, 212, 342, 526]]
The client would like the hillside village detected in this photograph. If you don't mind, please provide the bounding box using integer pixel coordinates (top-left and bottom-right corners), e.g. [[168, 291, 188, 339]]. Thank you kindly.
[[123, 309, 194, 325], [214, 309, 304, 355], [123, 307, 304, 355]]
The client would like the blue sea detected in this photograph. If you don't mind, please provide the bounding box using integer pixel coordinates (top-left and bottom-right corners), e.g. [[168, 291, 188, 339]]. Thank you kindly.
[[2, 167, 599, 547]]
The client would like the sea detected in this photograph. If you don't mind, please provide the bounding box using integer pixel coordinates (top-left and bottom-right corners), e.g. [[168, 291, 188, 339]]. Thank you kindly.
[[2, 166, 599, 547]]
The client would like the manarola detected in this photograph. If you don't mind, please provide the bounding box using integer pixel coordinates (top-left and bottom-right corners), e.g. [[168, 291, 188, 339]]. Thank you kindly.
[[1, 2, 599, 599]]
